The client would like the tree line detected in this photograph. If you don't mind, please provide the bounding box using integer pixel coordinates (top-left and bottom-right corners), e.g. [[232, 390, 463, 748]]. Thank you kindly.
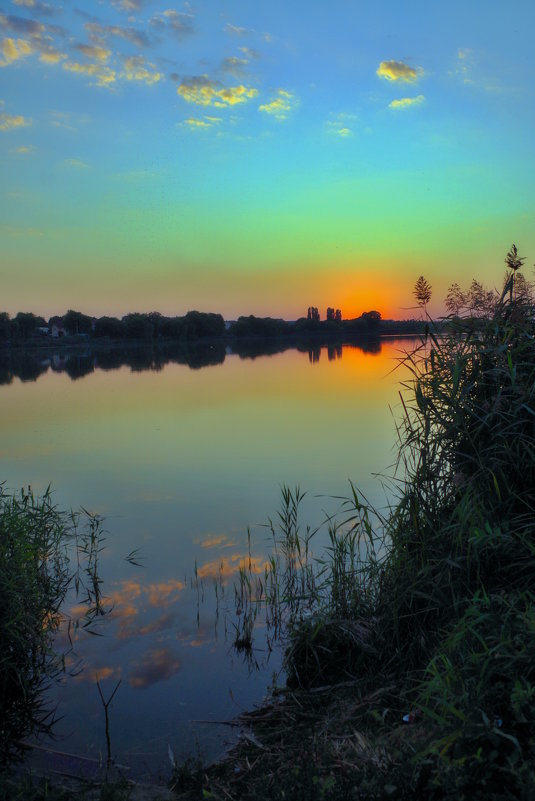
[[0, 307, 391, 346]]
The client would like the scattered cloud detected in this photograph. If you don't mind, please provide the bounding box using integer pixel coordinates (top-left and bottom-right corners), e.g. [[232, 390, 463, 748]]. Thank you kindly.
[[11, 143, 36, 153], [183, 115, 221, 129], [12, 0, 58, 16], [63, 60, 116, 87], [122, 54, 162, 85], [325, 111, 357, 137], [146, 578, 184, 607], [112, 0, 146, 11], [0, 111, 31, 131], [0, 37, 33, 66], [39, 45, 66, 63], [196, 554, 267, 580], [377, 60, 420, 82], [85, 21, 150, 48], [129, 647, 181, 690], [389, 94, 425, 109], [177, 75, 258, 107], [239, 46, 259, 60], [61, 157, 90, 168], [149, 9, 194, 39], [0, 14, 45, 36], [75, 43, 111, 63], [221, 55, 248, 78], [224, 23, 249, 36], [200, 534, 236, 548], [259, 89, 297, 120]]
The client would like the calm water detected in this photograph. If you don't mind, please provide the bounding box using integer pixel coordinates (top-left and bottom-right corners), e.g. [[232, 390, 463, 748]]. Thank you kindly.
[[0, 339, 414, 777]]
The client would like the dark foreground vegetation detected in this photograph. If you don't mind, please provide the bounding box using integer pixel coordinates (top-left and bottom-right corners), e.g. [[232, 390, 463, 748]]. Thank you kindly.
[[2, 247, 535, 799], [192, 248, 535, 799]]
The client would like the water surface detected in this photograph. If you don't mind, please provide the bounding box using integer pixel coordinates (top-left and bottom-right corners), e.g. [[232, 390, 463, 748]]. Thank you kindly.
[[0, 338, 415, 776]]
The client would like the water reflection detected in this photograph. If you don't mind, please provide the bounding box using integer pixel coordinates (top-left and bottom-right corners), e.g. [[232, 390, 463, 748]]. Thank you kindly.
[[0, 336, 384, 384]]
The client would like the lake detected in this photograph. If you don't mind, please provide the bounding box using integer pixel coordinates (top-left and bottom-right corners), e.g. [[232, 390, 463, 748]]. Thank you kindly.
[[0, 337, 416, 778]]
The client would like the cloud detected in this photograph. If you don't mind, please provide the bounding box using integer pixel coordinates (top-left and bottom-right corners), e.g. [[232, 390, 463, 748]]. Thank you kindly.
[[61, 158, 90, 168], [200, 534, 236, 548], [11, 144, 35, 153], [112, 0, 146, 11], [389, 94, 425, 109], [258, 89, 297, 120], [39, 45, 65, 63], [129, 647, 181, 689], [0, 111, 31, 131], [0, 14, 44, 36], [0, 37, 32, 65], [12, 0, 58, 16], [122, 54, 162, 85], [177, 76, 258, 107], [149, 9, 194, 39], [85, 21, 150, 48], [146, 578, 184, 607], [240, 46, 259, 60], [377, 60, 420, 82], [63, 60, 116, 87], [75, 43, 111, 63], [196, 554, 267, 580], [325, 111, 357, 137], [221, 55, 248, 78], [183, 116, 221, 129], [224, 23, 250, 36]]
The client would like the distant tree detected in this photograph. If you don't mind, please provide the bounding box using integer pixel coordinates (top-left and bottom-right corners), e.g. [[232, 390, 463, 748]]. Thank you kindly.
[[307, 307, 320, 322], [335, 309, 342, 322], [326, 307, 335, 321], [413, 276, 432, 311], [0, 313, 10, 342], [445, 283, 465, 316], [64, 310, 93, 336], [361, 310, 381, 332], [183, 311, 225, 338], [122, 313, 152, 340], [93, 316, 125, 338], [13, 312, 47, 342]]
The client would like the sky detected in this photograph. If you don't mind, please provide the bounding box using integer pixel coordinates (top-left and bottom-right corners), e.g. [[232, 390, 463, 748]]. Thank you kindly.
[[1, 0, 534, 320]]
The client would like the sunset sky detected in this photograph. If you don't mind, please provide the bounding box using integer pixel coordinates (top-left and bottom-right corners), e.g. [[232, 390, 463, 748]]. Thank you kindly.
[[1, 0, 534, 320]]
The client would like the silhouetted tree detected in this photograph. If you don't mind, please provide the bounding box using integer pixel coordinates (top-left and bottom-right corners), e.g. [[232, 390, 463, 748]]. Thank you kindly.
[[335, 309, 342, 322], [93, 316, 125, 338], [0, 313, 10, 342], [326, 307, 335, 321], [307, 307, 320, 322], [13, 312, 47, 342], [64, 310, 93, 336]]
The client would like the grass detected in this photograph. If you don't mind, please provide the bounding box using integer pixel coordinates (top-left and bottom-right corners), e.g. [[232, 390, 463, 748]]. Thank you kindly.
[[193, 251, 535, 799], [0, 486, 105, 768]]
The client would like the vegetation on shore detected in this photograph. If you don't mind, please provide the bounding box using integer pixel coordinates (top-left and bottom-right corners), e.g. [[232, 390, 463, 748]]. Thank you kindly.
[[0, 306, 429, 349], [188, 246, 535, 799]]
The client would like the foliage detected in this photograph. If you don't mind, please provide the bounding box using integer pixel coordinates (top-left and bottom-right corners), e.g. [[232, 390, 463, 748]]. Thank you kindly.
[[217, 245, 535, 799], [0, 487, 105, 766], [413, 275, 432, 309]]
